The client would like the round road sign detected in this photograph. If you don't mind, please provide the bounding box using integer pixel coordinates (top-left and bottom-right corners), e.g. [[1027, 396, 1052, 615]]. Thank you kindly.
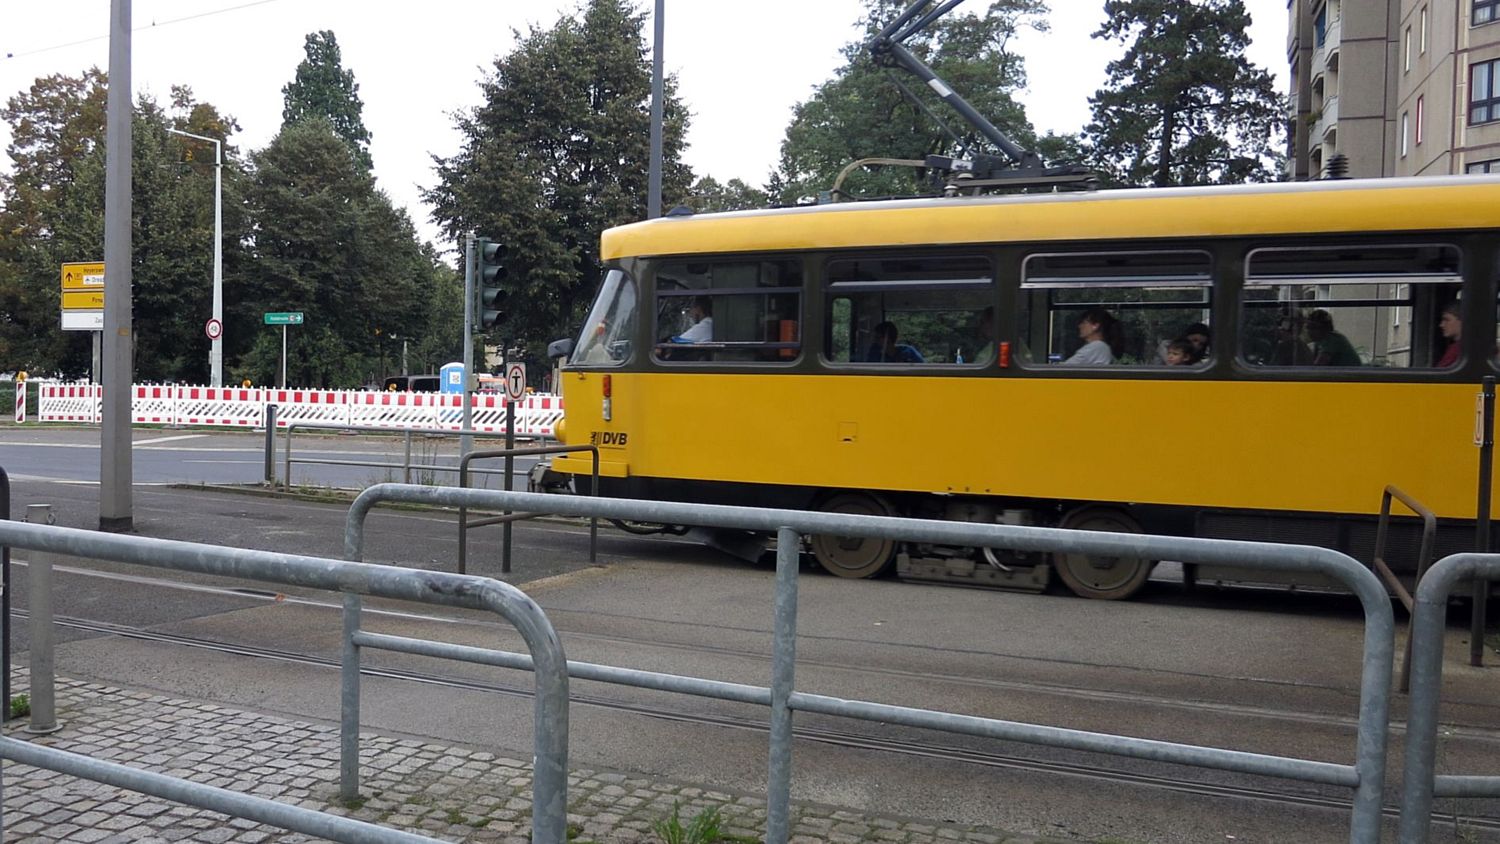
[[204, 318, 223, 341]]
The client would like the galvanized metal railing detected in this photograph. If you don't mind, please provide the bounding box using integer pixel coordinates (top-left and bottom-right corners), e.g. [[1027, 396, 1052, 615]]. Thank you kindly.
[[1398, 552, 1500, 843], [457, 445, 599, 574], [346, 484, 1395, 844], [277, 422, 529, 489], [0, 519, 571, 844], [1372, 484, 1438, 692]]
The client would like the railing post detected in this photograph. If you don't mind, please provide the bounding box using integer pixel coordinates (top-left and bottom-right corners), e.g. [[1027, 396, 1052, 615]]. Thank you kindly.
[[403, 430, 413, 485], [765, 526, 800, 844], [340, 591, 361, 802], [23, 505, 60, 735], [502, 399, 515, 574], [262, 404, 278, 485], [1472, 376, 1494, 666], [1, 466, 11, 718], [283, 425, 295, 490]]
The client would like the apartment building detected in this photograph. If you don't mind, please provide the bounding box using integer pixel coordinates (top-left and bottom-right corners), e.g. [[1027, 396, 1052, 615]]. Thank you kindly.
[[1288, 0, 1500, 179]]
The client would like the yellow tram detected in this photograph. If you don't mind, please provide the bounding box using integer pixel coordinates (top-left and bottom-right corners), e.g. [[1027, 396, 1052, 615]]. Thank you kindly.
[[548, 176, 1500, 599]]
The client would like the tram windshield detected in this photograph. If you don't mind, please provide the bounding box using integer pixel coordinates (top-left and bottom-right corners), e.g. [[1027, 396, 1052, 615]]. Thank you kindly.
[[571, 269, 637, 366]]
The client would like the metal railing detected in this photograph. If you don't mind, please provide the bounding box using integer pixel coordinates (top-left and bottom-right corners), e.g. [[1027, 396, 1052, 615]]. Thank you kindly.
[[346, 484, 1395, 844], [1372, 484, 1438, 692], [1398, 552, 1500, 843], [276, 422, 530, 488], [457, 445, 600, 574], [0, 518, 571, 844]]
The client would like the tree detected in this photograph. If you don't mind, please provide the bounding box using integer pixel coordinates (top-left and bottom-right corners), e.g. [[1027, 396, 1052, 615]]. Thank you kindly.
[[282, 31, 373, 170], [0, 72, 249, 381], [426, 0, 693, 355], [1083, 0, 1286, 187], [774, 0, 1049, 204], [683, 176, 767, 213], [239, 118, 436, 387]]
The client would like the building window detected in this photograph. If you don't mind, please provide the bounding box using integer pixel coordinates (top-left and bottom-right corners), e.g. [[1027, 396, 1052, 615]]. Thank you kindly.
[[1477, 0, 1499, 25], [1469, 158, 1500, 173], [1421, 7, 1429, 51], [1416, 96, 1425, 145], [1405, 26, 1413, 72], [1402, 112, 1410, 156], [1473, 59, 1500, 124], [1315, 5, 1328, 46]]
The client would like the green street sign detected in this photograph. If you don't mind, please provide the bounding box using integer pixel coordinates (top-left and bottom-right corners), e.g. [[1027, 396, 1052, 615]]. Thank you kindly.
[[264, 312, 304, 325]]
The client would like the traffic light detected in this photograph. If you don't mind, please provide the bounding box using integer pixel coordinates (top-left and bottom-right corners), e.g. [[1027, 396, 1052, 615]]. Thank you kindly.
[[475, 237, 507, 331]]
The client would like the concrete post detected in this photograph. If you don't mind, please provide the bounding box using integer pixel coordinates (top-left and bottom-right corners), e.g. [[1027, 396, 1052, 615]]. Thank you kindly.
[[23, 505, 60, 735]]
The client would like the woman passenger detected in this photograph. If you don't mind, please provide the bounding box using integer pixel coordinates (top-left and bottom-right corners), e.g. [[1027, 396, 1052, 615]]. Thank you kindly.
[[1436, 302, 1461, 368], [1062, 308, 1123, 365]]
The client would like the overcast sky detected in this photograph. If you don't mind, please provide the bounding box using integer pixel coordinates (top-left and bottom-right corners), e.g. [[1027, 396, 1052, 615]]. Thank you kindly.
[[1, 1, 1288, 251]]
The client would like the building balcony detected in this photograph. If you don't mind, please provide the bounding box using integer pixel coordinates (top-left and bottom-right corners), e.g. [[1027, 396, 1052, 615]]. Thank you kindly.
[[1314, 15, 1342, 73]]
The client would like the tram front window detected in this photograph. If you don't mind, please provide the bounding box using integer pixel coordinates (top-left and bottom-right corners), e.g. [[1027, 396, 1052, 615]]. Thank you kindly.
[[571, 269, 637, 367]]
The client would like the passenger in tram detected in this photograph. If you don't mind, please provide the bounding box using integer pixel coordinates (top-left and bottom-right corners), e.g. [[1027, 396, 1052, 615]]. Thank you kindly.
[[1182, 322, 1211, 362], [1163, 339, 1197, 366], [1268, 315, 1313, 365], [671, 296, 714, 343], [1306, 309, 1362, 366], [866, 321, 925, 363], [1436, 301, 1462, 368], [1061, 308, 1122, 365]]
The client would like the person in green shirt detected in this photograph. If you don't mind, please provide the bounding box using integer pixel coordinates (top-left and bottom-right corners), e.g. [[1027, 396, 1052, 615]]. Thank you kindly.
[[1306, 309, 1362, 367]]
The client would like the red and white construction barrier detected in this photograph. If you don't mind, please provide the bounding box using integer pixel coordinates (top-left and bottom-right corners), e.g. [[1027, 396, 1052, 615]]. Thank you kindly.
[[12, 380, 25, 424], [32, 382, 564, 437]]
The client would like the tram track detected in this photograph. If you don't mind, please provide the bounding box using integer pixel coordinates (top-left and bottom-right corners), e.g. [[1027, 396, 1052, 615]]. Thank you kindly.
[[19, 558, 1500, 744], [18, 608, 1500, 832]]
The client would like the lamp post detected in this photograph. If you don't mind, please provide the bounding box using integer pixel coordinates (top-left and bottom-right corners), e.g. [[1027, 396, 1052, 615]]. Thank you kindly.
[[166, 127, 223, 387]]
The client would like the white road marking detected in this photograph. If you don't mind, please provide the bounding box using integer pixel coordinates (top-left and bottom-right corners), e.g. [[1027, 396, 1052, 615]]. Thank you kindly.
[[133, 434, 209, 445]]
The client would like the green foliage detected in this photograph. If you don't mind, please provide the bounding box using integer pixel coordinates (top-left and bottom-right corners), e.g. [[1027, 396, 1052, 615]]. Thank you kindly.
[[651, 803, 724, 844], [683, 177, 768, 214], [774, 0, 1049, 203], [9, 693, 29, 720], [282, 31, 373, 170], [426, 0, 694, 358], [241, 118, 443, 387], [1083, 0, 1287, 186], [0, 72, 250, 381]]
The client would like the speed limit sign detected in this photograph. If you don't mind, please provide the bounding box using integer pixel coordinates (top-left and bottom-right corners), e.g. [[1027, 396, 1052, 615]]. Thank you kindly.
[[204, 318, 223, 341], [504, 362, 527, 402]]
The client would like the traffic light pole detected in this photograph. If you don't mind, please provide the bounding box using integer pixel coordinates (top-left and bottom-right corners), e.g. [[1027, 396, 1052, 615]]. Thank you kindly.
[[461, 235, 475, 458]]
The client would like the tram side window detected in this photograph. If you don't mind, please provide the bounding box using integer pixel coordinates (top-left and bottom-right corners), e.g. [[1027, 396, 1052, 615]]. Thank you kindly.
[[1018, 251, 1213, 366], [652, 259, 802, 364], [1240, 244, 1461, 368], [824, 254, 994, 365]]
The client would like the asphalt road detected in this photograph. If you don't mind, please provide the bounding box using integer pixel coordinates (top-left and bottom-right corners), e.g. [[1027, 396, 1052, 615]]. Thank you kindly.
[[2, 425, 1500, 842], [0, 424, 536, 490]]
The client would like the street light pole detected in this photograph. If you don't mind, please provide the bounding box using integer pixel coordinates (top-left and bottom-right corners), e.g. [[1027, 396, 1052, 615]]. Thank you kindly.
[[166, 127, 223, 388]]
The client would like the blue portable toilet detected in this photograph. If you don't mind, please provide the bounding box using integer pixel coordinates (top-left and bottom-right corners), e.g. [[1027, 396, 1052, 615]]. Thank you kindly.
[[439, 361, 466, 394]]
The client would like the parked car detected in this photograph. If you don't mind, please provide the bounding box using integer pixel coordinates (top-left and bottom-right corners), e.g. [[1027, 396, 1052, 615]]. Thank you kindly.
[[381, 374, 440, 392]]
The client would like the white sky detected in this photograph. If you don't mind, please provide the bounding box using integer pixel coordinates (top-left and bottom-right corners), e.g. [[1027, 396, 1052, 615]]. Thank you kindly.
[[1, 1, 1288, 251]]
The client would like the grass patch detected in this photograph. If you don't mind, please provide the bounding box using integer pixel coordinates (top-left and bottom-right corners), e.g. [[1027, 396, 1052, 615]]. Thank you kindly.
[[652, 803, 747, 844], [9, 694, 29, 720]]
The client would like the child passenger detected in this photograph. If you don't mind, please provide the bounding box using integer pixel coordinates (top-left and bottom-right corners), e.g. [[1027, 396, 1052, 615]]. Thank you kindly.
[[1163, 339, 1196, 366]]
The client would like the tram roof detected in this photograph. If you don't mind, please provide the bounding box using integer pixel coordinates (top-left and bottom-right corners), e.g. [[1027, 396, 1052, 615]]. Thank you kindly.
[[601, 175, 1500, 261]]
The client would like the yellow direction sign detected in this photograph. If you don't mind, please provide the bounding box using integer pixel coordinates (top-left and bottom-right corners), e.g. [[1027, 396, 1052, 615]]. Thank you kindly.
[[61, 261, 105, 291], [62, 290, 105, 310]]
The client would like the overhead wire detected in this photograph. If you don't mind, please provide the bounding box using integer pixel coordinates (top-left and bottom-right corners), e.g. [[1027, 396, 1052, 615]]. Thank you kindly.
[[4, 0, 285, 62]]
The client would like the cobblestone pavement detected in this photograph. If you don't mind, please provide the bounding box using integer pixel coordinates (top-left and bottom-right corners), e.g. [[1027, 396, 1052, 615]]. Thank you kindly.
[[0, 677, 1078, 843]]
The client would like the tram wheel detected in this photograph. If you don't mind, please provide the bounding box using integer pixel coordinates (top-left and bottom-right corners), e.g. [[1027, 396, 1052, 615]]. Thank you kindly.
[[809, 492, 897, 579], [1053, 506, 1154, 600]]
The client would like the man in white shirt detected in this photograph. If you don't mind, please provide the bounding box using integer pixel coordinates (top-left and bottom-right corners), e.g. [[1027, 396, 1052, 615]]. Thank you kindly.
[[674, 297, 713, 343]]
